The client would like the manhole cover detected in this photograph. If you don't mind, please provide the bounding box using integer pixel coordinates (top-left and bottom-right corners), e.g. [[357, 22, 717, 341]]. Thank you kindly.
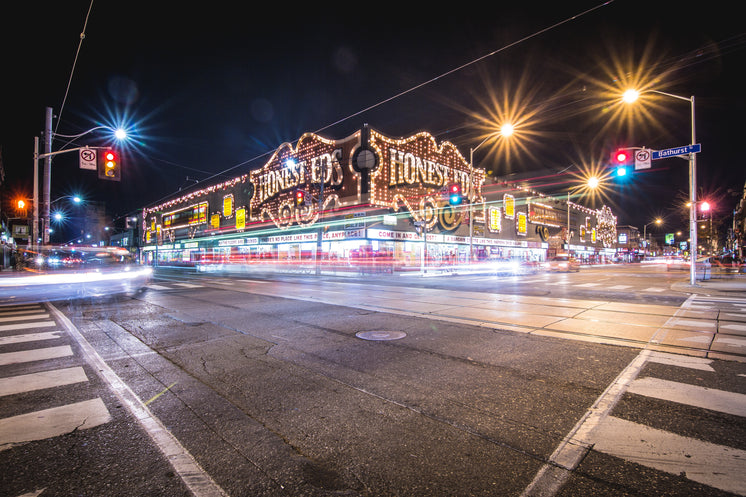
[[355, 331, 407, 341]]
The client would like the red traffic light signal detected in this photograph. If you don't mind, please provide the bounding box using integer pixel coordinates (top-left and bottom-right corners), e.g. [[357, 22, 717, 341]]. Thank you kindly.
[[97, 149, 121, 181], [448, 183, 462, 206], [294, 189, 306, 206], [613, 149, 630, 164]]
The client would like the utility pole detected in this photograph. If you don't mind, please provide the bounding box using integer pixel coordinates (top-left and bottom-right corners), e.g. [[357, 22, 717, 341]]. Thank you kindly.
[[32, 137, 40, 249], [43, 107, 53, 245]]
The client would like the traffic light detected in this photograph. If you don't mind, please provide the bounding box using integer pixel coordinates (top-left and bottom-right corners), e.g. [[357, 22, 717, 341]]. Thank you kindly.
[[612, 149, 631, 178], [15, 198, 29, 216], [448, 183, 462, 205], [294, 189, 306, 206], [98, 149, 121, 181]]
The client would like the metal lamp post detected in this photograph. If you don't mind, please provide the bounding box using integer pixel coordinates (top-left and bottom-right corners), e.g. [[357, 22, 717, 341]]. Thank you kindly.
[[469, 127, 512, 264], [623, 90, 698, 285], [643, 218, 662, 256]]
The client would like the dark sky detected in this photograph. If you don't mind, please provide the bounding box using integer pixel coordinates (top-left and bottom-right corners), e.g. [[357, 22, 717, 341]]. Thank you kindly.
[[2, 0, 745, 235]]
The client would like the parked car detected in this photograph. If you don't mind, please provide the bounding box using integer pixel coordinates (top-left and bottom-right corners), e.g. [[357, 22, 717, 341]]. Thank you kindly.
[[542, 255, 580, 272]]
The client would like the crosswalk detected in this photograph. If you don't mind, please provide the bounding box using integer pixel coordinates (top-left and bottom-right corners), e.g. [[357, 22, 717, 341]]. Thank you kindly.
[[0, 303, 111, 451], [587, 351, 746, 495]]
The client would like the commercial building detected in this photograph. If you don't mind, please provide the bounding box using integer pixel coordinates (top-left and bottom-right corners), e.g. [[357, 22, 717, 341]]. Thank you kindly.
[[140, 126, 618, 271]]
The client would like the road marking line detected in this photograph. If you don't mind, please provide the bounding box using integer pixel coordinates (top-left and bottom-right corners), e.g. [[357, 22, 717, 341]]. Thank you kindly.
[[575, 283, 601, 287], [0, 398, 110, 451], [172, 282, 202, 288], [647, 351, 714, 372], [628, 377, 746, 417], [521, 294, 699, 497], [144, 382, 177, 406], [0, 367, 88, 397], [520, 350, 653, 497], [0, 345, 73, 366], [608, 285, 632, 290], [0, 321, 56, 332], [0, 331, 63, 345], [48, 303, 228, 497], [0, 313, 49, 323], [592, 416, 746, 496], [146, 284, 171, 290], [643, 287, 665, 292]]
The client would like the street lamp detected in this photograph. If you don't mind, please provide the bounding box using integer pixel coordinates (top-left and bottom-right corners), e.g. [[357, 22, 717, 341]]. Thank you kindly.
[[623, 89, 698, 285], [565, 177, 600, 251], [468, 124, 513, 264], [33, 106, 129, 248], [643, 218, 663, 255]]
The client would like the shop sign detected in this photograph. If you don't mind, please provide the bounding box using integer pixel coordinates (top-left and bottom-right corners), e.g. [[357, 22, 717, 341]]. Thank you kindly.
[[488, 207, 501, 233], [517, 212, 527, 236], [367, 228, 421, 241], [323, 230, 363, 240], [504, 195, 515, 219], [368, 130, 485, 225], [236, 208, 246, 230], [218, 238, 246, 246], [223, 195, 234, 218], [248, 131, 361, 229], [267, 233, 318, 243]]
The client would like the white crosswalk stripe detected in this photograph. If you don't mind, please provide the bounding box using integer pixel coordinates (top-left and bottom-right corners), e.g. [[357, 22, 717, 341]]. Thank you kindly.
[[585, 350, 746, 495], [0, 304, 111, 450]]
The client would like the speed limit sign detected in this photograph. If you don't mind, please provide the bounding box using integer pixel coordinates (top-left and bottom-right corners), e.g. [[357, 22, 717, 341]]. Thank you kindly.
[[634, 149, 651, 170]]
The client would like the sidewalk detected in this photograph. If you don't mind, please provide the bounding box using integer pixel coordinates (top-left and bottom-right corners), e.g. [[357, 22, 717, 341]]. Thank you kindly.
[[672, 274, 746, 297]]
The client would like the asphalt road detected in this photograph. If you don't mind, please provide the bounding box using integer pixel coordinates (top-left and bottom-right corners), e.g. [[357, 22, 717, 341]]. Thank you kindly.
[[1, 264, 744, 496]]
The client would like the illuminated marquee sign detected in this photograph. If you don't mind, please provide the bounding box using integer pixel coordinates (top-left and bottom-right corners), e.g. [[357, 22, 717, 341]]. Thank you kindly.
[[528, 200, 561, 227], [248, 132, 361, 229], [504, 195, 515, 219], [488, 207, 501, 233], [516, 212, 527, 236], [368, 130, 485, 228], [162, 202, 208, 231]]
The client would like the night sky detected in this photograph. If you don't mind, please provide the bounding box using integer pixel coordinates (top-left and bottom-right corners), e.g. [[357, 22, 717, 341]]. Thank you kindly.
[[2, 1, 745, 237]]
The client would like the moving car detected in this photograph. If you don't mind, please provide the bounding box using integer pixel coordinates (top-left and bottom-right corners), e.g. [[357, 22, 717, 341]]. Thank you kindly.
[[543, 255, 580, 272]]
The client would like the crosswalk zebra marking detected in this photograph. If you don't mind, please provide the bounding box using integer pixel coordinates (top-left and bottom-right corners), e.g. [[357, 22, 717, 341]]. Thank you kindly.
[[627, 376, 746, 417], [0, 331, 64, 346], [0, 321, 56, 332], [591, 416, 746, 496], [647, 351, 715, 372], [0, 398, 111, 451], [0, 345, 73, 366], [0, 367, 88, 397], [0, 313, 50, 323]]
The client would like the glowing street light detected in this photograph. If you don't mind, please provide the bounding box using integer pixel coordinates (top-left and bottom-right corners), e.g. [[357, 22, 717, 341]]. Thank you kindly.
[[566, 177, 601, 249], [34, 108, 129, 247], [623, 88, 698, 285], [468, 124, 514, 263], [643, 218, 663, 253]]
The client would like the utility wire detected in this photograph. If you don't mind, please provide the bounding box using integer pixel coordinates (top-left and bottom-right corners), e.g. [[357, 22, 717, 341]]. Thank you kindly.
[[54, 0, 95, 135], [191, 1, 615, 192]]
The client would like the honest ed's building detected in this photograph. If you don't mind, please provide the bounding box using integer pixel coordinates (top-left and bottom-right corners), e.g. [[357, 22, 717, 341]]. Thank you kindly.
[[140, 125, 617, 270]]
